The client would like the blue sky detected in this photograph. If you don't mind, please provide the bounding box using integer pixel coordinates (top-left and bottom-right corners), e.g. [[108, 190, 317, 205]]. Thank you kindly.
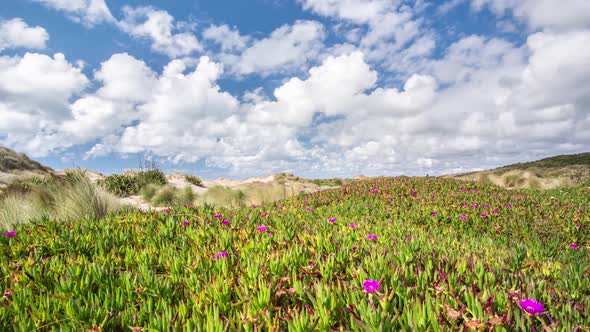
[[0, 0, 589, 179]]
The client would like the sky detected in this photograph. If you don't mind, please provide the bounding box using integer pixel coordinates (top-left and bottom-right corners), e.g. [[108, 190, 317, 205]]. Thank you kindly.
[[0, 0, 589, 179]]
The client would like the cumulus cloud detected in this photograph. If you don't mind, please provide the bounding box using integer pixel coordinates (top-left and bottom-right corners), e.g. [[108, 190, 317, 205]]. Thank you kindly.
[[220, 20, 325, 76], [0, 52, 88, 156], [119, 6, 202, 57], [299, 0, 435, 77], [33, 0, 115, 27], [203, 24, 249, 52], [0, 18, 49, 51], [471, 0, 590, 30]]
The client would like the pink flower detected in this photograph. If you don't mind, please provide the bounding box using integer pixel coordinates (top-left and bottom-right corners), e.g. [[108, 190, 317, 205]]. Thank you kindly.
[[463, 203, 468, 207], [471, 204, 478, 209], [570, 243, 578, 249], [352, 245, 358, 251], [182, 221, 190, 227], [480, 213, 488, 217], [213, 213, 222, 219], [214, 251, 228, 260], [349, 223, 356, 229], [370, 189, 378, 194], [260, 212, 269, 217], [407, 235, 413, 241], [431, 195, 436, 199], [222, 220, 230, 225], [3, 291, 11, 297], [306, 207, 312, 212], [460, 215, 468, 221], [278, 205, 284, 210], [367, 234, 377, 241], [430, 211, 437, 217], [4, 230, 16, 238], [518, 299, 545, 316], [363, 280, 380, 293], [257, 225, 267, 233], [493, 208, 498, 213], [575, 223, 581, 229], [505, 203, 512, 208], [328, 217, 336, 223], [483, 204, 489, 209]]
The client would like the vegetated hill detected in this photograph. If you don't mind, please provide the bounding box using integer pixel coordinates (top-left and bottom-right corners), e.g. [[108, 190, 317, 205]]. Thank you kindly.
[[0, 147, 53, 174], [447, 152, 590, 189]]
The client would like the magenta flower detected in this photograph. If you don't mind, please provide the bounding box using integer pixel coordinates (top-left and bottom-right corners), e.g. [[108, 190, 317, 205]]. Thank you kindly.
[[463, 203, 468, 207], [505, 203, 512, 208], [430, 211, 437, 217], [257, 225, 267, 233], [349, 223, 356, 229], [3, 291, 11, 297], [304, 200, 308, 204], [352, 245, 358, 251], [480, 213, 488, 217], [328, 217, 336, 223], [4, 230, 15, 238], [370, 189, 377, 194], [214, 251, 228, 260], [431, 195, 436, 199], [363, 280, 380, 293], [182, 221, 190, 227], [278, 205, 284, 210], [471, 204, 478, 209], [260, 212, 269, 217], [570, 243, 578, 249], [407, 235, 413, 241], [213, 213, 222, 219], [518, 299, 545, 316], [483, 204, 489, 209], [460, 215, 468, 221], [410, 189, 417, 197], [575, 223, 581, 229], [493, 208, 498, 213], [222, 219, 230, 225], [306, 207, 312, 212], [367, 234, 377, 241]]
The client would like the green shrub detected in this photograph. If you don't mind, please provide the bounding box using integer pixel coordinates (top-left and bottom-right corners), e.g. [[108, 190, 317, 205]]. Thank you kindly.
[[152, 186, 177, 207], [136, 169, 167, 188], [98, 169, 167, 197], [140, 184, 160, 202], [185, 175, 204, 187]]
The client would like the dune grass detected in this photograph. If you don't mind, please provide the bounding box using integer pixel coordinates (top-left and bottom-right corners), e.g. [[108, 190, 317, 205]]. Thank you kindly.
[[0, 169, 121, 230]]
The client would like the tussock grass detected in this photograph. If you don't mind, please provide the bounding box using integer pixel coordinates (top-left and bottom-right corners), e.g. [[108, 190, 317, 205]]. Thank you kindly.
[[0, 169, 121, 230]]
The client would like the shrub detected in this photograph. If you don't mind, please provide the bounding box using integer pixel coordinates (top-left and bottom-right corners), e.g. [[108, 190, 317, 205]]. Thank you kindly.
[[98, 169, 167, 197], [504, 174, 525, 188], [140, 184, 160, 202], [185, 175, 204, 187], [152, 186, 177, 207]]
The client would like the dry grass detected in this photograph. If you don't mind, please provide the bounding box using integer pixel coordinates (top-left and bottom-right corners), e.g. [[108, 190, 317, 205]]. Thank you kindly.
[[0, 170, 121, 230]]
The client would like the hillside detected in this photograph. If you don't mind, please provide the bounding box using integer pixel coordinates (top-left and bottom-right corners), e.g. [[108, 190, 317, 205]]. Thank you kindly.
[[0, 147, 53, 174], [447, 152, 590, 189]]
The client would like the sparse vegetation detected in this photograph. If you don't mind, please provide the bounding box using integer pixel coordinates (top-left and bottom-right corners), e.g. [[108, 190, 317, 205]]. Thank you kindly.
[[185, 174, 204, 187]]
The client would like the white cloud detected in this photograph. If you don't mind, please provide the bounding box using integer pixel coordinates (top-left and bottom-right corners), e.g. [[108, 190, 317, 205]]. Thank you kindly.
[[203, 24, 249, 51], [0, 52, 88, 156], [223, 20, 325, 76], [33, 0, 115, 27], [472, 0, 590, 31], [0, 18, 49, 51], [119, 6, 202, 57], [94, 53, 158, 103], [300, 0, 393, 24]]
